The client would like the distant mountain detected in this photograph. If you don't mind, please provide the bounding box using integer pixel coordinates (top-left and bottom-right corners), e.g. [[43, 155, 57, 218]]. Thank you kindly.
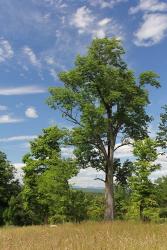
[[73, 186, 104, 193]]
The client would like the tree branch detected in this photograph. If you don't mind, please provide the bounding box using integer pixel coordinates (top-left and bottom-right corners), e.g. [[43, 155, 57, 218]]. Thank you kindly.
[[94, 177, 105, 182], [114, 142, 132, 152], [96, 85, 109, 110], [60, 108, 82, 127]]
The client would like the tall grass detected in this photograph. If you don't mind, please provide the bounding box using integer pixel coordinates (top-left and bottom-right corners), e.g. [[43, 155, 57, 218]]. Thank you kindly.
[[0, 221, 167, 249]]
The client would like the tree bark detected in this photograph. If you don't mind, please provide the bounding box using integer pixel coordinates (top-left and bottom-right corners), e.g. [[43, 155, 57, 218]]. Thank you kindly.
[[104, 143, 115, 220], [104, 109, 115, 220], [104, 169, 114, 220]]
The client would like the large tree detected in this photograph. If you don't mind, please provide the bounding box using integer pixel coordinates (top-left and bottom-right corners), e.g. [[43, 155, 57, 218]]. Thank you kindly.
[[47, 38, 160, 220]]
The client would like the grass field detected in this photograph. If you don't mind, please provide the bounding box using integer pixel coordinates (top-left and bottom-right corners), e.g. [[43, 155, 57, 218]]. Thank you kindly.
[[0, 221, 167, 250]]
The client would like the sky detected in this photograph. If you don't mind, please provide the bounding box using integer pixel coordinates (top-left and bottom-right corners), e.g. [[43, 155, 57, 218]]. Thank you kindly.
[[0, 0, 167, 187]]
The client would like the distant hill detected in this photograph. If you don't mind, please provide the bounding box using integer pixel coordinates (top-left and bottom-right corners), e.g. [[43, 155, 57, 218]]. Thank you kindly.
[[73, 186, 104, 193]]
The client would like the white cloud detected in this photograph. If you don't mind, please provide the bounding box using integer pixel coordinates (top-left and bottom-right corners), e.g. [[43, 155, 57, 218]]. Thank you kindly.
[[150, 154, 167, 180], [130, 0, 167, 46], [71, 6, 94, 33], [129, 0, 167, 14], [0, 135, 37, 142], [70, 167, 105, 188], [14, 163, 25, 182], [45, 57, 58, 79], [134, 13, 167, 46], [93, 29, 106, 38], [0, 115, 23, 124], [45, 56, 56, 65], [0, 105, 8, 111], [14, 162, 25, 170], [14, 162, 104, 188], [0, 38, 14, 63], [69, 144, 133, 188], [25, 106, 38, 118], [61, 146, 74, 158], [89, 0, 127, 9], [23, 46, 41, 67], [71, 7, 123, 39], [98, 18, 111, 26], [114, 143, 133, 158], [93, 18, 113, 38], [50, 68, 58, 80], [0, 85, 46, 95], [19, 142, 31, 149]]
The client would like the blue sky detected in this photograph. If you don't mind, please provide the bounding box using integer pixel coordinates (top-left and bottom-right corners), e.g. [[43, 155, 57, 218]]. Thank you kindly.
[[0, 0, 167, 187]]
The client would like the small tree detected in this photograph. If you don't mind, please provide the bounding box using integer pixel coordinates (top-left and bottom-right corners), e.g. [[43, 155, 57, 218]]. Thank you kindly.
[[157, 105, 167, 149], [127, 138, 160, 221], [22, 126, 78, 224], [47, 37, 160, 220]]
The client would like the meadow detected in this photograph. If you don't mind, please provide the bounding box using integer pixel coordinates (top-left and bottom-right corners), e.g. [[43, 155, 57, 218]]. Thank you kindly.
[[0, 221, 167, 250]]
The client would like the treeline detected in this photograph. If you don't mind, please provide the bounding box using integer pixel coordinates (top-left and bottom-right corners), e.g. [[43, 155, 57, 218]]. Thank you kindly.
[[1, 134, 167, 225], [1, 37, 167, 225], [0, 132, 104, 225]]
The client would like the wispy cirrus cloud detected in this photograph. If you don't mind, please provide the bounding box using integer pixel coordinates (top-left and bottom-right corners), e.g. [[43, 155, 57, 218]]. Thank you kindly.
[[23, 46, 41, 68], [0, 38, 14, 63], [0, 115, 23, 124], [0, 105, 8, 111], [0, 86, 46, 95], [0, 135, 37, 142], [89, 0, 127, 9], [129, 0, 167, 14]]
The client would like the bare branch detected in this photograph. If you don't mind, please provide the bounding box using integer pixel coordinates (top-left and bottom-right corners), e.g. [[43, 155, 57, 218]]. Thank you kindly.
[[94, 177, 105, 182], [114, 142, 132, 152]]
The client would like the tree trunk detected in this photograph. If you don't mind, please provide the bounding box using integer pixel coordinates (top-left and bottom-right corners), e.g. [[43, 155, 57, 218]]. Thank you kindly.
[[104, 109, 115, 220], [104, 162, 114, 220]]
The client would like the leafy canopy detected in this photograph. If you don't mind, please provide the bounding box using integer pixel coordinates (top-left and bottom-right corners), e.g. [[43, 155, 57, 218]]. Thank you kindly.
[[47, 38, 160, 172], [128, 138, 160, 221], [22, 126, 77, 224]]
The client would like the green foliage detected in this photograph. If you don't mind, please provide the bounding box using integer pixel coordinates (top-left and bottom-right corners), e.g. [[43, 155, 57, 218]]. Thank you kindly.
[[157, 105, 167, 149], [154, 176, 167, 220], [47, 37, 160, 219], [114, 184, 130, 220], [66, 190, 89, 222], [3, 193, 32, 226], [21, 126, 78, 225], [1, 38, 164, 225], [127, 138, 160, 221], [114, 159, 134, 186], [139, 71, 160, 88], [86, 193, 104, 221], [47, 37, 160, 172], [0, 151, 20, 225], [155, 176, 167, 208]]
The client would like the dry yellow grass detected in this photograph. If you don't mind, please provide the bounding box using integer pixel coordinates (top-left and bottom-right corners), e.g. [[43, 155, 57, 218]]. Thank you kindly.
[[0, 221, 167, 250]]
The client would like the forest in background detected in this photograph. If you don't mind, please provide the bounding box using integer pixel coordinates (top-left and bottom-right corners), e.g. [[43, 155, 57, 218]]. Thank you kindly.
[[1, 38, 167, 225]]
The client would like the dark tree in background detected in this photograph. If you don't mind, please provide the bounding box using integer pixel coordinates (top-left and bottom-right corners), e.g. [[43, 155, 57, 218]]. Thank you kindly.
[[47, 37, 160, 220], [0, 151, 20, 225], [157, 105, 167, 149]]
